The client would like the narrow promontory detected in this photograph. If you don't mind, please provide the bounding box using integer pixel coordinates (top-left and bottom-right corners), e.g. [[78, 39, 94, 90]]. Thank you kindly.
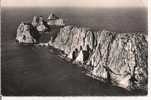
[[16, 13, 148, 92]]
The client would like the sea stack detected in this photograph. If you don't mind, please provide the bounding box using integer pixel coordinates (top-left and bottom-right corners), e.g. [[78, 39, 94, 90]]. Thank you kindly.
[[32, 16, 48, 32], [16, 22, 37, 44]]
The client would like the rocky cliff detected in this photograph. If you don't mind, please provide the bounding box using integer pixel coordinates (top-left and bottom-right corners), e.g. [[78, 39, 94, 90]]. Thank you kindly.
[[16, 14, 148, 92], [49, 26, 148, 91]]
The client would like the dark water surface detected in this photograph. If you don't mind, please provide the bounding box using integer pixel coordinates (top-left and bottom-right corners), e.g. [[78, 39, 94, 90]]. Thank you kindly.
[[1, 7, 147, 96], [1, 41, 134, 96]]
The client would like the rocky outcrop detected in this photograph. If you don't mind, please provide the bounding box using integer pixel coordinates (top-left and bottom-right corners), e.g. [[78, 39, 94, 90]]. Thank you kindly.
[[32, 16, 48, 32], [16, 22, 38, 43], [16, 14, 64, 44], [49, 25, 148, 91]]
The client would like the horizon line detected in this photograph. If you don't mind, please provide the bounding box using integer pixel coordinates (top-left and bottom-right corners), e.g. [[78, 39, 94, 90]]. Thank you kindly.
[[1, 6, 148, 9]]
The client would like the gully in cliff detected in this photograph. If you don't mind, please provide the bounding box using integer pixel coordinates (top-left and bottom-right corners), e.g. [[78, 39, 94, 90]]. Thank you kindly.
[[16, 13, 148, 93]]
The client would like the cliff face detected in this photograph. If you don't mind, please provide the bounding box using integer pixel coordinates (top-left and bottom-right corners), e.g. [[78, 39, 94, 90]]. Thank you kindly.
[[16, 13, 147, 91], [49, 25, 148, 91], [88, 32, 147, 90], [49, 26, 95, 58]]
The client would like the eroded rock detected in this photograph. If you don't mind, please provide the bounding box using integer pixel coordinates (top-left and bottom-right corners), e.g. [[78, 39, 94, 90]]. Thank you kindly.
[[32, 16, 48, 32], [16, 14, 147, 91], [16, 22, 37, 43], [49, 25, 148, 91]]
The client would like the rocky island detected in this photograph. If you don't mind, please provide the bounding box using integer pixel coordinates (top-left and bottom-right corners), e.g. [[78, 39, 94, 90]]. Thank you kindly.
[[16, 13, 148, 92]]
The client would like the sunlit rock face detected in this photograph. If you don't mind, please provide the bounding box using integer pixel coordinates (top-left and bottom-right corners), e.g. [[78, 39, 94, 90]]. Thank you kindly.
[[49, 26, 94, 60], [107, 33, 147, 90], [32, 16, 39, 27], [49, 25, 148, 91], [16, 22, 37, 43], [87, 30, 116, 80], [88, 31, 147, 90]]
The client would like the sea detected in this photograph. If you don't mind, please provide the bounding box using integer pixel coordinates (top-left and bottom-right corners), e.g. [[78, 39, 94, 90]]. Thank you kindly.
[[1, 7, 148, 96]]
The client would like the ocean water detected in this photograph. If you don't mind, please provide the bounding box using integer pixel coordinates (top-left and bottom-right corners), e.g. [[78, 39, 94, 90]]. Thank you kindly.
[[1, 7, 148, 96]]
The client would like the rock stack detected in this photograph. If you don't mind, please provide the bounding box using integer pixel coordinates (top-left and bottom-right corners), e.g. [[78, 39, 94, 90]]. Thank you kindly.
[[32, 16, 48, 32], [16, 22, 37, 44], [16, 13, 65, 43]]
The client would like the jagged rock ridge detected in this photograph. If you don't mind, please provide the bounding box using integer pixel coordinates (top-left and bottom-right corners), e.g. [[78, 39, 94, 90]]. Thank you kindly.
[[49, 26, 148, 91]]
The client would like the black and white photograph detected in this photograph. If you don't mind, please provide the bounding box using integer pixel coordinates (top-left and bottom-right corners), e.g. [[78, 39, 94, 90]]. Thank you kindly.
[[1, 0, 148, 97]]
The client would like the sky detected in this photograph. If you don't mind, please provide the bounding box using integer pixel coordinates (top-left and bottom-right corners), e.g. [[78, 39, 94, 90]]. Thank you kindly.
[[1, 0, 148, 8]]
